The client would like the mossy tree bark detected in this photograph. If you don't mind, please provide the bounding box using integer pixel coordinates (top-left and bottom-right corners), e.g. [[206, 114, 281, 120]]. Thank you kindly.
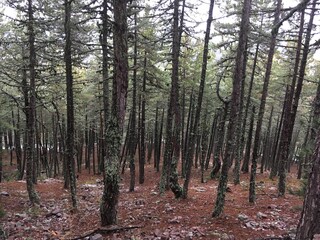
[[100, 0, 128, 226], [212, 0, 250, 217]]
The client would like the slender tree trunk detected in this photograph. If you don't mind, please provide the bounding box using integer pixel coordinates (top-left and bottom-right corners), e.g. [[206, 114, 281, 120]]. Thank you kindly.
[[242, 106, 255, 174], [128, 8, 138, 191], [13, 109, 22, 176], [296, 133, 320, 239], [279, 1, 314, 196], [213, 0, 250, 217], [248, 106, 258, 202], [260, 106, 274, 173], [210, 105, 228, 179], [154, 104, 159, 169], [139, 51, 147, 185], [159, 0, 182, 194], [157, 108, 164, 173], [25, 0, 40, 205], [249, 0, 281, 203], [205, 111, 218, 170], [64, 0, 77, 209], [182, 0, 215, 198]]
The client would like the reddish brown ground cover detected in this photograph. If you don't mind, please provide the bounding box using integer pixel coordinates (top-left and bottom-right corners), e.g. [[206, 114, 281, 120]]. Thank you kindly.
[[0, 159, 304, 240]]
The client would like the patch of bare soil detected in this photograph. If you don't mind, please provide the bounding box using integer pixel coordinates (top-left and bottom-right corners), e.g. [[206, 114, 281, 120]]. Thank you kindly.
[[0, 163, 303, 240]]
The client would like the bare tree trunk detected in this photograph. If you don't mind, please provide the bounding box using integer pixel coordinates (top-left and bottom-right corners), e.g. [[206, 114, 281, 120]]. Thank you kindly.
[[182, 0, 215, 198], [296, 119, 320, 239], [249, 0, 281, 203], [64, 0, 77, 209], [25, 0, 40, 205]]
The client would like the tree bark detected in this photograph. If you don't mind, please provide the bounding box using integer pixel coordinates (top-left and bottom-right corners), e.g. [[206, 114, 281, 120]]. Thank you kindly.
[[64, 0, 77, 209], [249, 0, 281, 203], [182, 0, 215, 198], [296, 122, 320, 239], [26, 0, 40, 205], [100, 0, 128, 226], [278, 0, 315, 196], [213, 0, 251, 217]]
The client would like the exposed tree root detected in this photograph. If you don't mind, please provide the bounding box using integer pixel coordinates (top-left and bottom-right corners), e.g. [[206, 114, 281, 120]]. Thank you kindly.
[[71, 225, 143, 239]]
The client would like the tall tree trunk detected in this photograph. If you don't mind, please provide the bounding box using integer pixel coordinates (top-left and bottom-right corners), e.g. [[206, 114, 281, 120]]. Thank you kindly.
[[296, 130, 320, 238], [212, 0, 251, 217], [182, 0, 215, 198], [26, 0, 40, 205], [139, 51, 147, 184], [249, 0, 281, 204], [64, 0, 77, 209], [100, 0, 128, 226], [128, 10, 138, 189], [159, 0, 182, 194], [278, 0, 315, 196]]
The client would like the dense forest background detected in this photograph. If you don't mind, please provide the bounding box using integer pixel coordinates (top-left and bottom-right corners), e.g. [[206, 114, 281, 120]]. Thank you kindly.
[[1, 0, 320, 239]]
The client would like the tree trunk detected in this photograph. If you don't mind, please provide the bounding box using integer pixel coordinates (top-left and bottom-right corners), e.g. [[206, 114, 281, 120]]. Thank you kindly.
[[296, 119, 320, 239], [139, 51, 147, 185], [64, 0, 77, 209], [100, 0, 128, 226], [249, 0, 281, 203], [26, 0, 40, 205], [159, 0, 182, 194], [278, 0, 314, 196], [213, 0, 250, 217], [182, 0, 215, 198]]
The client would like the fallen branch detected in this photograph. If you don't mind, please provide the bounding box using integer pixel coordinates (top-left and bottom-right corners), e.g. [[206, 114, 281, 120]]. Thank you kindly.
[[70, 225, 143, 240]]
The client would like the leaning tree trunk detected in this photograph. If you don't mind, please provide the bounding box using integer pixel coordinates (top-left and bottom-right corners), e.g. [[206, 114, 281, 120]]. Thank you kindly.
[[100, 0, 128, 226], [212, 0, 250, 217], [26, 0, 40, 205]]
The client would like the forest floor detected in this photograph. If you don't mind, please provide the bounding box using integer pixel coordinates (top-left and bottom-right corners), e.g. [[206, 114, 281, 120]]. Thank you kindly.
[[0, 157, 305, 240]]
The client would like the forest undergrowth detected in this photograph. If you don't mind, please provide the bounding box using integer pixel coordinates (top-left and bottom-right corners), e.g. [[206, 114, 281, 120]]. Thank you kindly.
[[0, 155, 305, 240]]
